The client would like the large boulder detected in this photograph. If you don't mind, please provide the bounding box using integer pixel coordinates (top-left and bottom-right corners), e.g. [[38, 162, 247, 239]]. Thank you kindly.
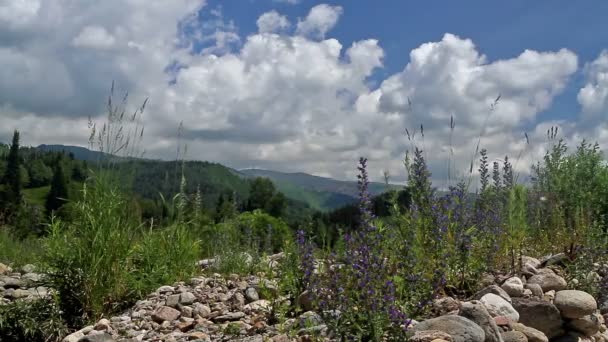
[[511, 298, 563, 339], [480, 293, 519, 322], [459, 301, 503, 342], [501, 277, 524, 297], [409, 330, 454, 342], [527, 269, 567, 292], [554, 290, 597, 319], [566, 313, 601, 336], [411, 315, 485, 342]]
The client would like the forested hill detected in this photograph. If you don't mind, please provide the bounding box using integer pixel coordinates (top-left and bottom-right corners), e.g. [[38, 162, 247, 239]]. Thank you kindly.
[[239, 168, 400, 211]]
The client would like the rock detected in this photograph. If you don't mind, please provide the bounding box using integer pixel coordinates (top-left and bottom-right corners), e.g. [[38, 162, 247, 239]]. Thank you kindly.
[[165, 294, 180, 307], [157, 285, 174, 293], [77, 333, 115, 342], [567, 313, 602, 336], [188, 331, 211, 341], [297, 290, 314, 311], [543, 290, 555, 302], [522, 263, 539, 278], [522, 256, 541, 269], [244, 287, 259, 303], [511, 298, 563, 339], [541, 253, 569, 267], [474, 285, 512, 303], [524, 283, 543, 299], [527, 269, 567, 292], [0, 263, 10, 275], [481, 293, 519, 322], [192, 303, 212, 318], [501, 331, 527, 342], [298, 311, 323, 328], [411, 315, 486, 342], [63, 331, 85, 342], [511, 323, 548, 342], [243, 300, 271, 312], [20, 264, 36, 274], [94, 319, 111, 331], [1, 276, 24, 289], [494, 316, 512, 327], [433, 297, 460, 315], [152, 306, 181, 323], [459, 300, 503, 342], [502, 277, 525, 297], [410, 330, 454, 342], [213, 311, 245, 322], [554, 290, 597, 319], [8, 288, 31, 299], [179, 292, 196, 305]]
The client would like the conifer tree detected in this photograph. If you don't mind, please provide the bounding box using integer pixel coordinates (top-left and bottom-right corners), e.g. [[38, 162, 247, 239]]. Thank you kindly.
[[2, 130, 22, 207], [46, 163, 69, 214]]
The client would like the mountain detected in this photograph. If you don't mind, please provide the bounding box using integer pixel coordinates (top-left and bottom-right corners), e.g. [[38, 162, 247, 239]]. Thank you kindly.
[[239, 169, 400, 211], [36, 144, 110, 161]]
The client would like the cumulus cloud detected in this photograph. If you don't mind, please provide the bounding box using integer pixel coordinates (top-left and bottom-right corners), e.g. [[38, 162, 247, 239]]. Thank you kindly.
[[72, 26, 116, 49], [257, 11, 290, 33], [0, 3, 593, 185], [296, 4, 343, 39], [578, 50, 608, 116]]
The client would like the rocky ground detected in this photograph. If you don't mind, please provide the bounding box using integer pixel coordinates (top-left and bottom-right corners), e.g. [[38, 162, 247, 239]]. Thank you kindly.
[[2, 254, 608, 342]]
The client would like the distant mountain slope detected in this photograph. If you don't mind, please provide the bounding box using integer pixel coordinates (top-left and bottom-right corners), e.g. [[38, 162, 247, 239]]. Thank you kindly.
[[239, 169, 399, 211], [36, 144, 109, 161]]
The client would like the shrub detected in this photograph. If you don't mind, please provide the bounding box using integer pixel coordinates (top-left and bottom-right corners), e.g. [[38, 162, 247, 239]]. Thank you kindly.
[[0, 297, 68, 342]]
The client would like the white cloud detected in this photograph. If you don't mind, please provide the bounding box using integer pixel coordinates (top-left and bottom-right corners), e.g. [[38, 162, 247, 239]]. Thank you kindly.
[[274, 0, 301, 4], [0, 3, 592, 186], [296, 4, 343, 39], [578, 50, 608, 115], [72, 26, 116, 49], [257, 11, 290, 33]]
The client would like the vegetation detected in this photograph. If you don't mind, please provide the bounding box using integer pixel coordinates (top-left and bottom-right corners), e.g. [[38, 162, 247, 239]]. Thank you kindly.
[[2, 90, 608, 341]]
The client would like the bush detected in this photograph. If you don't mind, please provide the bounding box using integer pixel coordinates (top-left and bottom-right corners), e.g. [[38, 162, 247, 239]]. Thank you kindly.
[[43, 173, 200, 328], [0, 297, 68, 342]]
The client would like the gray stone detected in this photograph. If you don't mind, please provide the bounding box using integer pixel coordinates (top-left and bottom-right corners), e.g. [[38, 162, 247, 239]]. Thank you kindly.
[[152, 306, 180, 323], [409, 330, 454, 342], [511, 298, 563, 339], [524, 283, 543, 299], [244, 287, 259, 303], [165, 294, 180, 307], [541, 253, 569, 267], [78, 333, 115, 342], [179, 292, 196, 305], [1, 276, 24, 289], [411, 315, 486, 342], [522, 256, 541, 269], [474, 285, 512, 303], [527, 269, 567, 292], [213, 311, 245, 322], [298, 311, 323, 328], [480, 293, 519, 322], [554, 290, 597, 319], [433, 296, 460, 315], [20, 264, 36, 274], [157, 285, 174, 293], [459, 301, 503, 342], [566, 313, 601, 336], [501, 331, 527, 342], [501, 277, 524, 297], [511, 323, 548, 342]]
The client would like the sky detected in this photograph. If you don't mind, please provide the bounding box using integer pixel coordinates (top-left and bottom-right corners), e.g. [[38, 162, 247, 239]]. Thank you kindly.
[[1, 0, 608, 186]]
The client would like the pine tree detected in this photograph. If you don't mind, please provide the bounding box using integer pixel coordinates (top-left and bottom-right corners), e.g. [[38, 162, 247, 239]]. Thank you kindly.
[[2, 130, 22, 207], [46, 163, 69, 214]]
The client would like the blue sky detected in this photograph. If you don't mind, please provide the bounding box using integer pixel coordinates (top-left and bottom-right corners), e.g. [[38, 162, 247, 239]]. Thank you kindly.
[[1, 0, 608, 183]]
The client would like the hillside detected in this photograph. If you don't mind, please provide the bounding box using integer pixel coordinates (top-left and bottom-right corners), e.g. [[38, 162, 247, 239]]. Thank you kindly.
[[239, 168, 399, 211]]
